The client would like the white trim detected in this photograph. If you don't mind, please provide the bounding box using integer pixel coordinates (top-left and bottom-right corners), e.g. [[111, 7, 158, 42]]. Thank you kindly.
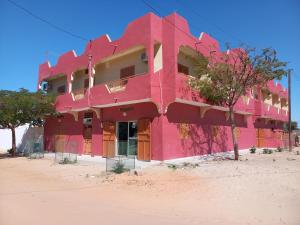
[[175, 98, 252, 115], [58, 98, 156, 114], [72, 50, 77, 57], [93, 98, 152, 108], [105, 34, 112, 42], [199, 32, 204, 40], [175, 98, 210, 107]]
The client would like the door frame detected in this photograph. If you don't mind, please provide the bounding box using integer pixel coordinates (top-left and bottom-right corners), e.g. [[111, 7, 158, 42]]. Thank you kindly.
[[115, 120, 138, 157]]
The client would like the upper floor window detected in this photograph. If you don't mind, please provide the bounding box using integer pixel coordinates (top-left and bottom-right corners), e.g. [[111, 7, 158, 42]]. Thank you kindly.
[[178, 63, 189, 75], [84, 78, 89, 89], [57, 85, 66, 94], [120, 65, 135, 79]]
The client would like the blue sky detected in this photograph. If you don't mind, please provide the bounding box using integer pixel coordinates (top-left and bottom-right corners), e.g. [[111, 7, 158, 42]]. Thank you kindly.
[[0, 0, 299, 124]]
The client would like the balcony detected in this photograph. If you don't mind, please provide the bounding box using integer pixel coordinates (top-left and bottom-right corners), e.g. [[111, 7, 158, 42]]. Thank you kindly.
[[90, 73, 151, 106], [254, 101, 288, 122], [106, 79, 128, 93], [53, 73, 151, 112], [72, 89, 87, 101], [176, 73, 207, 103]]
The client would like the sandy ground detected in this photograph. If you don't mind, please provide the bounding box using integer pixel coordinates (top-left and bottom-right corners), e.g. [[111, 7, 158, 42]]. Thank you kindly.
[[1, 149, 300, 225]]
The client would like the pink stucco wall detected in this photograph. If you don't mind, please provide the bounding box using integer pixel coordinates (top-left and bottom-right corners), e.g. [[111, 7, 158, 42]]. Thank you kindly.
[[40, 12, 288, 161]]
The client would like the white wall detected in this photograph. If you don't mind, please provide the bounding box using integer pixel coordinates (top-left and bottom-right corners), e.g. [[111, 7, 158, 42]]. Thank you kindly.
[[0, 125, 29, 152]]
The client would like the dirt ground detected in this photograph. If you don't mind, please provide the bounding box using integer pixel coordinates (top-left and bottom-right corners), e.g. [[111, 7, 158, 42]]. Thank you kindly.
[[1, 149, 300, 225]]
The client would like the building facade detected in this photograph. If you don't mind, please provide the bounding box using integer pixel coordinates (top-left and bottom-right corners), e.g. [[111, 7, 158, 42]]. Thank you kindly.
[[38, 13, 289, 161]]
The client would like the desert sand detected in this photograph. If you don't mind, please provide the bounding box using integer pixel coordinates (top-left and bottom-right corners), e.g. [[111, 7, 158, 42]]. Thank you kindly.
[[1, 149, 300, 225]]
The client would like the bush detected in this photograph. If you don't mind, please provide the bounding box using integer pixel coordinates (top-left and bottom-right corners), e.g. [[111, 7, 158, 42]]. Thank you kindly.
[[112, 161, 128, 174], [249, 146, 256, 154], [277, 146, 283, 152], [59, 157, 77, 164], [167, 164, 178, 170], [263, 148, 273, 154], [7, 148, 13, 155]]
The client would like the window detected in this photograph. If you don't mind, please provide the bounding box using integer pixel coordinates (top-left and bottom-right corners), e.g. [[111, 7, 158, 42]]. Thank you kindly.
[[120, 65, 135, 79], [83, 112, 93, 139], [57, 85, 66, 94], [178, 63, 189, 75], [84, 78, 89, 89]]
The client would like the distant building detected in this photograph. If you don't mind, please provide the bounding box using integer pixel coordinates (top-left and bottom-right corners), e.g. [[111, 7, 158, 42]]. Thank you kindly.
[[37, 13, 289, 160]]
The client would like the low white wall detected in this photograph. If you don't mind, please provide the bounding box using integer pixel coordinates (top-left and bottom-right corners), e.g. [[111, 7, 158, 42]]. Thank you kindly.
[[0, 125, 29, 152]]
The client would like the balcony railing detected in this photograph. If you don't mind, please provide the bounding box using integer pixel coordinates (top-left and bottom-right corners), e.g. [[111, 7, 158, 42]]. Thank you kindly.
[[104, 74, 146, 93], [72, 89, 86, 101], [106, 79, 128, 93]]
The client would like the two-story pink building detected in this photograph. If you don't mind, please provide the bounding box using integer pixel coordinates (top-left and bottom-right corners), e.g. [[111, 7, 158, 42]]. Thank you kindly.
[[38, 13, 289, 161]]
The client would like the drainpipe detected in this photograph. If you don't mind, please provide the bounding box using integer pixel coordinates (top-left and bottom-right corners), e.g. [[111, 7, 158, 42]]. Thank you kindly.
[[157, 70, 164, 113], [88, 40, 93, 108]]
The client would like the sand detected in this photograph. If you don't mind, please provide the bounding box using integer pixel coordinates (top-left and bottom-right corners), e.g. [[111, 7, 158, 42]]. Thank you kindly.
[[1, 149, 300, 225]]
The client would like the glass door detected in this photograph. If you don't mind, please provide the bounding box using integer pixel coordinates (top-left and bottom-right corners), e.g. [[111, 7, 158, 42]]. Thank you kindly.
[[117, 121, 137, 156], [128, 121, 137, 156], [117, 122, 128, 155]]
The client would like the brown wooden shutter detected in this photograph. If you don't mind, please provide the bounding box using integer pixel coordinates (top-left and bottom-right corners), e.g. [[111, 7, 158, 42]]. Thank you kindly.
[[57, 85, 66, 94], [83, 139, 92, 155], [102, 122, 116, 158], [137, 119, 151, 161], [120, 65, 135, 79], [256, 128, 265, 148], [84, 78, 89, 89], [178, 63, 189, 75], [54, 135, 65, 152]]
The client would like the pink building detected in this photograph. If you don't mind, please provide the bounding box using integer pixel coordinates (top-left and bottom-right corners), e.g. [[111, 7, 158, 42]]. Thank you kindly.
[[38, 13, 289, 161]]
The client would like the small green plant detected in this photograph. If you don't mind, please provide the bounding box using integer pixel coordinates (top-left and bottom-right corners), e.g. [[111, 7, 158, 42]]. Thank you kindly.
[[263, 148, 273, 154], [167, 164, 178, 170], [59, 157, 77, 164], [249, 146, 256, 154], [112, 161, 128, 174], [7, 148, 13, 155], [277, 146, 283, 152]]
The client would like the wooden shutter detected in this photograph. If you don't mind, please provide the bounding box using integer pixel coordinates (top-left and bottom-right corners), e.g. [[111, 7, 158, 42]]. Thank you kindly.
[[83, 139, 92, 155], [178, 63, 189, 75], [137, 119, 151, 161], [120, 65, 135, 79], [256, 128, 265, 148], [102, 122, 116, 158], [84, 78, 89, 89], [57, 85, 66, 94], [54, 135, 65, 152]]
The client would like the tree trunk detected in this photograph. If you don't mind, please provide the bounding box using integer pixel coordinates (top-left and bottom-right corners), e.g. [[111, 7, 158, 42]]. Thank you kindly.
[[229, 107, 239, 160], [11, 127, 16, 157]]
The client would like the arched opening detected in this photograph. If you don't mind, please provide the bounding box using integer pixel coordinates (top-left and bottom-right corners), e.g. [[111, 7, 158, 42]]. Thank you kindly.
[[93, 45, 148, 93], [177, 46, 200, 77], [40, 74, 67, 95], [71, 68, 89, 100]]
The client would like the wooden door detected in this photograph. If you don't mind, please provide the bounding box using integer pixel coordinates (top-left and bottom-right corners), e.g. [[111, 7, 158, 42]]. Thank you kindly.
[[102, 122, 116, 158], [137, 119, 151, 161], [54, 135, 65, 152], [83, 139, 92, 155], [256, 128, 265, 148]]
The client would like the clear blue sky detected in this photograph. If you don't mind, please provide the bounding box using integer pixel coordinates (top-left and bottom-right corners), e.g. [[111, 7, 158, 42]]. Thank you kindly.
[[0, 0, 299, 124]]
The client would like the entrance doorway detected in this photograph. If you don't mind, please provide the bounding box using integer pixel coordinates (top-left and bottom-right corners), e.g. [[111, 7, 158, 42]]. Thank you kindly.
[[117, 121, 138, 156]]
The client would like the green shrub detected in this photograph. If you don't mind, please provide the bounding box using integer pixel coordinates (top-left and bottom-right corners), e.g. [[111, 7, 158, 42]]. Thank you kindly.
[[7, 148, 13, 155], [277, 146, 283, 152], [167, 164, 178, 170], [59, 157, 77, 164], [249, 146, 256, 154], [263, 148, 273, 154], [112, 161, 128, 174]]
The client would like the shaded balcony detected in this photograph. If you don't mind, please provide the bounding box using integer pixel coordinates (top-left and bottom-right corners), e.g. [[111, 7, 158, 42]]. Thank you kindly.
[[71, 69, 89, 101], [40, 74, 67, 96]]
